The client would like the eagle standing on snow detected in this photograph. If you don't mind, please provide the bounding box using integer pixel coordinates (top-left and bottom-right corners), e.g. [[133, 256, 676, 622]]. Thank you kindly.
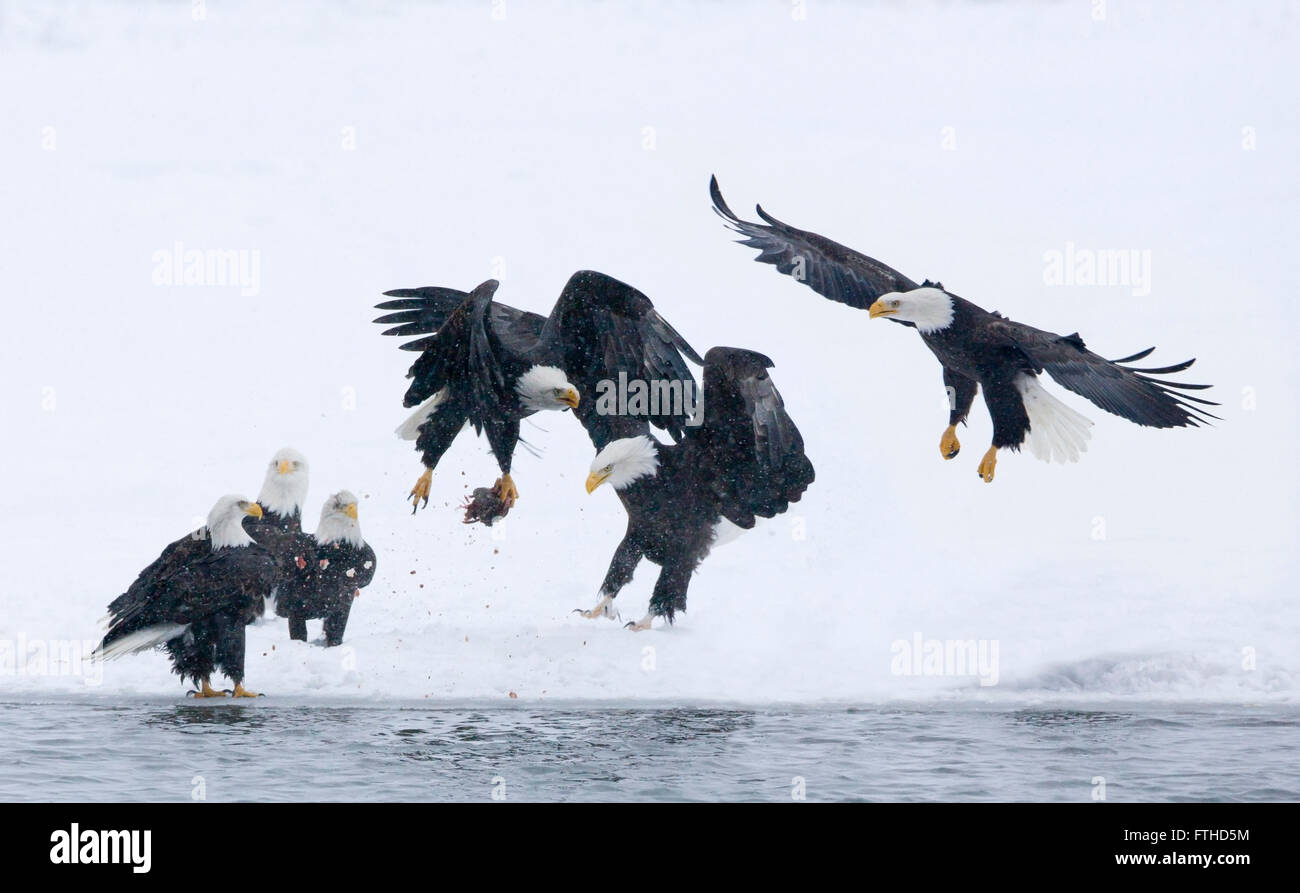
[[274, 491, 377, 646], [93, 495, 277, 697], [247, 448, 313, 616], [711, 177, 1217, 482], [578, 347, 814, 630], [373, 270, 702, 522]]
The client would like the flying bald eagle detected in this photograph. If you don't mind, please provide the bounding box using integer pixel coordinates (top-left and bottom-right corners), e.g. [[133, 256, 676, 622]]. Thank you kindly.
[[711, 177, 1217, 482], [93, 495, 277, 697], [578, 347, 814, 630], [374, 270, 702, 521], [275, 491, 377, 646]]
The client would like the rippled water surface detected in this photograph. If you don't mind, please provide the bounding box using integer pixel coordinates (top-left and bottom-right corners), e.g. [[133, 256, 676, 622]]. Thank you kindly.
[[2, 700, 1296, 802]]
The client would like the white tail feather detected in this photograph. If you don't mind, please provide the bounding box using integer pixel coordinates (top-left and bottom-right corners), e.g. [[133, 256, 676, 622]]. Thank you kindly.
[[1016, 375, 1093, 464], [395, 388, 448, 441], [711, 517, 748, 548], [93, 623, 189, 661]]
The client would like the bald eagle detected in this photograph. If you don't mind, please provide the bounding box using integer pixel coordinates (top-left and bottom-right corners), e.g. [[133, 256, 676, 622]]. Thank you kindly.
[[578, 347, 814, 630], [247, 447, 313, 617], [711, 177, 1217, 482], [275, 491, 377, 646], [94, 495, 277, 697], [374, 270, 703, 521]]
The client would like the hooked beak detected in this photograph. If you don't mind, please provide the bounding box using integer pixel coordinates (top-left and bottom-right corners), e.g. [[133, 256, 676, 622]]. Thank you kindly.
[[585, 470, 611, 494], [868, 299, 898, 319], [278, 460, 292, 475], [560, 388, 580, 410], [244, 503, 264, 518], [344, 503, 359, 520]]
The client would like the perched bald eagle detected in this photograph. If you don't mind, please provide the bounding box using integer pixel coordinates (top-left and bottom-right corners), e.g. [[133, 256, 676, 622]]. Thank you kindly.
[[711, 177, 1217, 482], [247, 447, 313, 617], [275, 491, 377, 646], [94, 495, 277, 697], [250, 447, 308, 537], [578, 347, 814, 630], [374, 270, 702, 521]]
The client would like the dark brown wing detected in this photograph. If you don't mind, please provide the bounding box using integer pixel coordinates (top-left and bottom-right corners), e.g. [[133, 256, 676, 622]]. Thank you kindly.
[[104, 527, 211, 627], [375, 286, 547, 357], [986, 318, 1219, 428], [538, 270, 704, 449], [711, 175, 921, 309], [687, 347, 815, 528]]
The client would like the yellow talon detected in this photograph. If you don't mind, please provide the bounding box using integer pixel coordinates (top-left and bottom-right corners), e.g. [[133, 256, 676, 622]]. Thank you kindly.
[[231, 684, 260, 698], [977, 446, 998, 483], [494, 474, 519, 506], [575, 596, 616, 620], [189, 678, 226, 699], [940, 425, 961, 460], [409, 468, 433, 513]]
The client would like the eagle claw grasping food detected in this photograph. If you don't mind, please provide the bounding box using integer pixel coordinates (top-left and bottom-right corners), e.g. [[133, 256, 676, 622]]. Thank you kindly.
[[462, 477, 517, 526]]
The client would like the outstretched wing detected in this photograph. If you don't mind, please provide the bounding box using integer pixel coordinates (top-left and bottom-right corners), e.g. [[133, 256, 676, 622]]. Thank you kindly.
[[376, 280, 508, 416], [375, 280, 529, 477], [711, 175, 921, 309], [375, 286, 547, 357], [989, 319, 1219, 428], [539, 270, 704, 449], [687, 347, 815, 528]]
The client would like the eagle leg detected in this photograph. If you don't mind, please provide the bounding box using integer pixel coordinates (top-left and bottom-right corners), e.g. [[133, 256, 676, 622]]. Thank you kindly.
[[187, 677, 227, 699], [940, 425, 961, 460], [493, 474, 519, 507], [623, 614, 654, 632], [573, 594, 618, 620], [409, 467, 433, 514], [977, 446, 998, 483], [230, 683, 261, 698]]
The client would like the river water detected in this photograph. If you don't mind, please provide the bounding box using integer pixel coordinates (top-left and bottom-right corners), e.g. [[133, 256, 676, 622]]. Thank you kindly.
[[3, 699, 1296, 802]]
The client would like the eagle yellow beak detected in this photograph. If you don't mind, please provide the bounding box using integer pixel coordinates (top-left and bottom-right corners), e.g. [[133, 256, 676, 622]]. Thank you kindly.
[[344, 503, 359, 520], [245, 503, 264, 518], [868, 299, 898, 319], [560, 388, 580, 410], [278, 460, 292, 474], [585, 470, 611, 494]]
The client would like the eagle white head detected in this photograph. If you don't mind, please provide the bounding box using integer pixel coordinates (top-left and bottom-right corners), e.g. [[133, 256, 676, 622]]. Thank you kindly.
[[516, 365, 580, 413], [208, 494, 262, 549], [315, 490, 364, 547], [585, 435, 660, 493], [867, 286, 955, 334], [257, 447, 309, 518]]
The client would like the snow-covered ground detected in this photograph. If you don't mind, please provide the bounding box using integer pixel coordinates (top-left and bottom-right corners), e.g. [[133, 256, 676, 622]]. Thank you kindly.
[[1, 0, 1296, 705]]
